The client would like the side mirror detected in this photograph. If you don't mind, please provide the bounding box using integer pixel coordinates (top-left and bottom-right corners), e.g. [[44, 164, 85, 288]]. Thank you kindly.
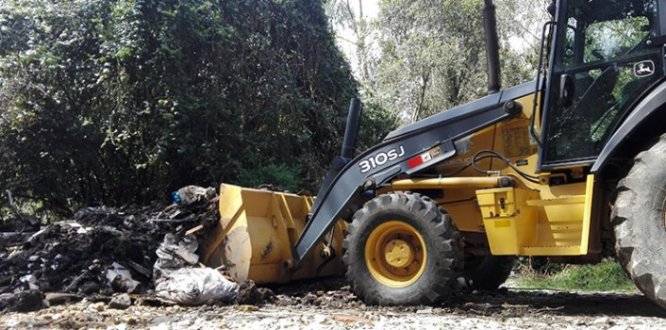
[[559, 74, 575, 107]]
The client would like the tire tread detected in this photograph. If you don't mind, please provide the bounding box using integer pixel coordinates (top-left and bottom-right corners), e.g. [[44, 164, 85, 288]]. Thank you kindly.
[[342, 191, 462, 305], [613, 133, 666, 308]]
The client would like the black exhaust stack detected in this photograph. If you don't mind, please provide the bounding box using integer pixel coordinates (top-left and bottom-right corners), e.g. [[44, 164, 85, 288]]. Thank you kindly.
[[340, 98, 362, 162], [309, 98, 362, 214], [483, 0, 501, 93]]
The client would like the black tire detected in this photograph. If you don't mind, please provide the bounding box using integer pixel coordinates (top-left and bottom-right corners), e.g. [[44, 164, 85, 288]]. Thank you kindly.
[[342, 191, 463, 305], [613, 134, 666, 308], [463, 255, 515, 291]]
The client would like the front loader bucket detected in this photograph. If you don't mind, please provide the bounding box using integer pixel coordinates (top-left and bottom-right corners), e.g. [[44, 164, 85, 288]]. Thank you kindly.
[[200, 184, 345, 284]]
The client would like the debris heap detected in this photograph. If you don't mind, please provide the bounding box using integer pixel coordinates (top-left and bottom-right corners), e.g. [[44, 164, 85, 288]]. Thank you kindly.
[[0, 186, 221, 312]]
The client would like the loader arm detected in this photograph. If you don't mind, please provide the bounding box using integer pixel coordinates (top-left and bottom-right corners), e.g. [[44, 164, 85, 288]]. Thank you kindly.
[[293, 81, 534, 263]]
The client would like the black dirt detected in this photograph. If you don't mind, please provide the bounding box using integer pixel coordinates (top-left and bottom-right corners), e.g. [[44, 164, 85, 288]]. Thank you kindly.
[[236, 280, 277, 305], [0, 289, 44, 312], [0, 191, 220, 313]]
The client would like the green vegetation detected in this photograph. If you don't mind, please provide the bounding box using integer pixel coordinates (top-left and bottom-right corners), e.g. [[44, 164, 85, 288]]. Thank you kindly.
[[237, 163, 302, 193], [0, 0, 545, 219], [0, 0, 397, 219], [515, 259, 636, 292], [326, 0, 543, 122]]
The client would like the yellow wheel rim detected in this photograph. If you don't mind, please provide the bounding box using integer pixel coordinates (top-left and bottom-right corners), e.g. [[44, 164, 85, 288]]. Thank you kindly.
[[365, 220, 427, 288]]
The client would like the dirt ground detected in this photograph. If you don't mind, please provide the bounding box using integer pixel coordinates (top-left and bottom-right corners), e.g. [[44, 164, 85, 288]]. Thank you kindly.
[[3, 197, 665, 329], [2, 278, 665, 330]]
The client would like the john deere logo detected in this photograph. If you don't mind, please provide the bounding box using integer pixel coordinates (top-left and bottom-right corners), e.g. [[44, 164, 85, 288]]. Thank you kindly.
[[634, 60, 655, 78]]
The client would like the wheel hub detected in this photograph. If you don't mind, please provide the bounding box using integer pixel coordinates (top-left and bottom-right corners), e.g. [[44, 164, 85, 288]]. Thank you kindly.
[[365, 220, 427, 288], [384, 239, 414, 268]]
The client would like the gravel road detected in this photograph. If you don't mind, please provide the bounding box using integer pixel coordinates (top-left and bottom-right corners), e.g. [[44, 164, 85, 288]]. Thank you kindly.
[[2, 279, 666, 330]]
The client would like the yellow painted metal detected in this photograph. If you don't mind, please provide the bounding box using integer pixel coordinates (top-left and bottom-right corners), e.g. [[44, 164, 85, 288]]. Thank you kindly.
[[369, 92, 600, 258], [526, 196, 586, 206], [476, 187, 539, 255], [579, 175, 595, 254], [390, 177, 508, 190], [423, 93, 542, 234], [200, 184, 345, 284], [384, 239, 414, 268], [521, 246, 583, 255], [475, 175, 596, 256], [365, 221, 427, 288]]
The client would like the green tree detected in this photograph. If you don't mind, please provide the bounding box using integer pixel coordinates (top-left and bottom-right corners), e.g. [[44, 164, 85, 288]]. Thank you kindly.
[[374, 0, 542, 122], [325, 0, 398, 149], [0, 0, 365, 218]]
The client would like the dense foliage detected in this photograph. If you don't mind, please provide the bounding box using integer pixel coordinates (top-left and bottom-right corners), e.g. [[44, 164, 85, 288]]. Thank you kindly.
[[0, 0, 394, 217]]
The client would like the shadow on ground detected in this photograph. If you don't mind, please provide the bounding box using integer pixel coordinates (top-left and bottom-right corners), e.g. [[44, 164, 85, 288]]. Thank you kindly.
[[449, 289, 666, 318], [269, 277, 666, 318]]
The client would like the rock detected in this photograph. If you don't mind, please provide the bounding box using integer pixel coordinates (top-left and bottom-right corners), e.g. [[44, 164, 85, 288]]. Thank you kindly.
[[45, 292, 82, 306], [416, 307, 433, 314], [593, 316, 613, 325], [19, 274, 39, 290], [93, 302, 106, 311], [481, 303, 501, 311], [301, 292, 318, 305], [236, 304, 259, 312], [124, 316, 138, 326], [87, 294, 112, 303], [331, 314, 373, 325], [109, 293, 132, 310], [80, 280, 101, 294], [0, 290, 45, 312]]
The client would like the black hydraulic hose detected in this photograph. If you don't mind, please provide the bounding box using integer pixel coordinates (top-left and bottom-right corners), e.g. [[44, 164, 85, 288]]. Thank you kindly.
[[472, 150, 541, 184]]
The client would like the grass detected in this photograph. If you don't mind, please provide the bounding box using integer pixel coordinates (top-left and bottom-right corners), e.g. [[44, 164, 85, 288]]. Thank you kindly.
[[514, 259, 637, 292]]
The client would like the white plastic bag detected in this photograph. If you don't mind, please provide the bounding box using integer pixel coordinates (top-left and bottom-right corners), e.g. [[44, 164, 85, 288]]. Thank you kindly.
[[155, 267, 238, 305], [153, 234, 199, 279]]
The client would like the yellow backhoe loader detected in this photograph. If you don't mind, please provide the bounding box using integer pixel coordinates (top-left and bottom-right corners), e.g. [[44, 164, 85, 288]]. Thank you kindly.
[[201, 0, 666, 309]]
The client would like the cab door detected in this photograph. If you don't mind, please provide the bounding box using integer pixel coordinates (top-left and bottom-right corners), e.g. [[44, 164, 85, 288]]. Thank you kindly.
[[539, 0, 665, 170]]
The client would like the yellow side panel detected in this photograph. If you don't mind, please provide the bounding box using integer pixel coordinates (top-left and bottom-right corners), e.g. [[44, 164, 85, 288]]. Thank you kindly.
[[476, 175, 595, 256], [477, 187, 539, 255], [579, 175, 595, 254]]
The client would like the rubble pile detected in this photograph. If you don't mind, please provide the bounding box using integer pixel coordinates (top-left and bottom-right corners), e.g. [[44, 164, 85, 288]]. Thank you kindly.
[[0, 186, 221, 312]]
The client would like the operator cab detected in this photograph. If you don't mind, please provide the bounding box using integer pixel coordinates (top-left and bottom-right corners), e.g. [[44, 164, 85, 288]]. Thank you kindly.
[[539, 0, 665, 169]]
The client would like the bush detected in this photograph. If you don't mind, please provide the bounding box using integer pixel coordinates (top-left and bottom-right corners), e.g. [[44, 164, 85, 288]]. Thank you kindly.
[[0, 0, 397, 218], [237, 163, 302, 192]]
